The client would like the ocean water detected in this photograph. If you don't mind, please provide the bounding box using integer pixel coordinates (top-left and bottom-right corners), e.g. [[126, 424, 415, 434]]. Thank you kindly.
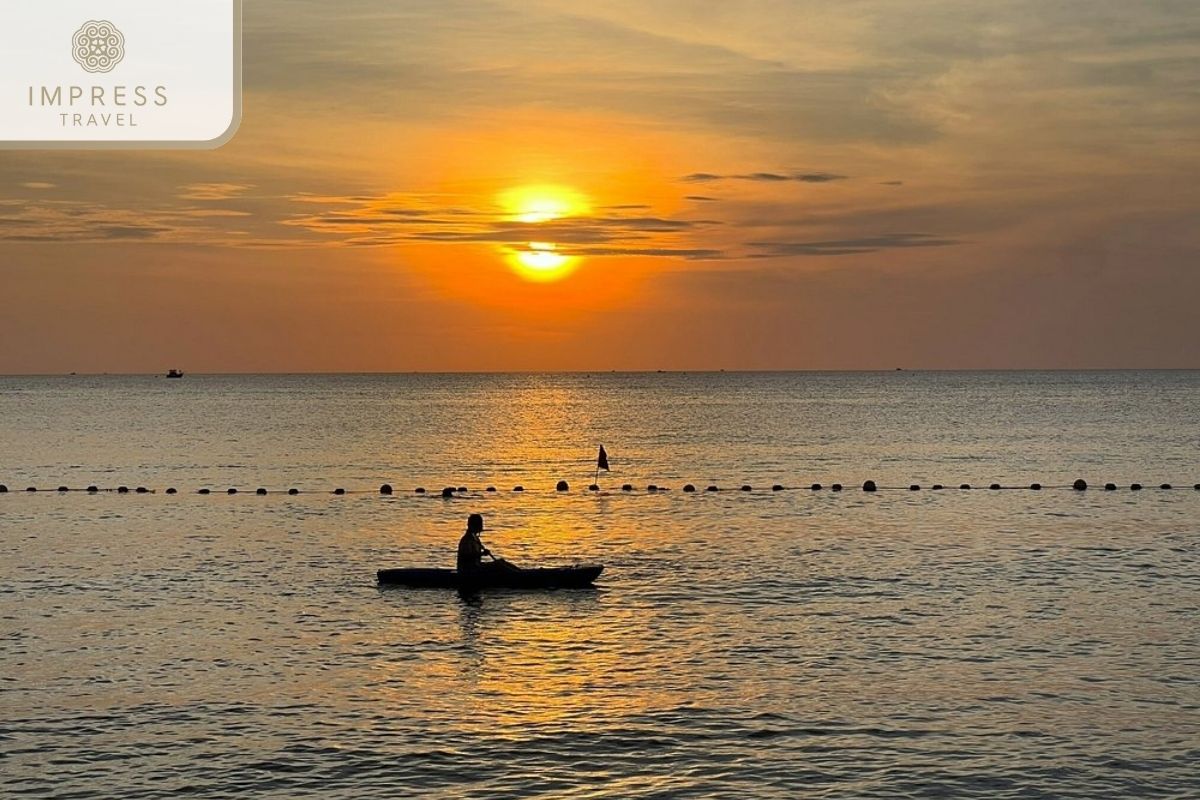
[[1, 372, 1197, 798]]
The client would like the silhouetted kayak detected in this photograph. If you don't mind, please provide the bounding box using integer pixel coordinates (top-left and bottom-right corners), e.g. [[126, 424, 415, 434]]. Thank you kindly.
[[377, 564, 603, 590]]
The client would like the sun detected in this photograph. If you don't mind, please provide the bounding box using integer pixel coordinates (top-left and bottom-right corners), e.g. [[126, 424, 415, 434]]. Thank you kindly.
[[499, 185, 590, 222], [511, 241, 579, 282], [497, 185, 589, 282]]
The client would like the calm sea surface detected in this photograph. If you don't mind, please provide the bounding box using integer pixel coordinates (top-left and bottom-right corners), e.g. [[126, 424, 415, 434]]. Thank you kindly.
[[1, 372, 1198, 798]]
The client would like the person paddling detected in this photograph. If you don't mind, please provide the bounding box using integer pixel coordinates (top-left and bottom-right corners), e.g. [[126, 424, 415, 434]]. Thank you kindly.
[[457, 513, 517, 575]]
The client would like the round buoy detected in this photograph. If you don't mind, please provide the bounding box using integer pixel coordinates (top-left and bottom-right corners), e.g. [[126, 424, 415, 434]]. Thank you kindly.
[[228, 488, 238, 495], [910, 484, 920, 491], [379, 484, 393, 495], [26, 487, 37, 492], [198, 488, 211, 495], [648, 484, 659, 492], [831, 483, 843, 492], [556, 480, 569, 492], [441, 487, 454, 498], [334, 488, 347, 495], [166, 488, 177, 495], [1160, 483, 1172, 490], [288, 488, 299, 496], [1131, 483, 1143, 491], [513, 486, 524, 492], [486, 486, 496, 493], [117, 486, 129, 494], [457, 487, 467, 493], [772, 484, 784, 491], [1073, 479, 1087, 491], [0, 485, 6, 493], [256, 488, 267, 496], [622, 484, 634, 492], [683, 484, 696, 493], [741, 485, 752, 492], [1104, 483, 1116, 491], [415, 487, 426, 494], [87, 485, 99, 493], [588, 484, 599, 491], [932, 484, 944, 490], [959, 484, 971, 490], [57, 486, 69, 492], [810, 483, 822, 491], [136, 487, 149, 494], [1030, 483, 1042, 490], [706, 485, 719, 492], [863, 480, 877, 492]]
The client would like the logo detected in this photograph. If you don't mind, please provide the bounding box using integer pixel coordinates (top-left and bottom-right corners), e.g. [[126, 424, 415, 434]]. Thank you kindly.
[[72, 20, 125, 74], [2, 1, 241, 149]]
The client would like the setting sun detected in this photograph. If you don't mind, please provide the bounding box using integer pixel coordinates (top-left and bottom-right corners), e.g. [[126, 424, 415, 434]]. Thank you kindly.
[[499, 185, 590, 223], [498, 185, 590, 282], [509, 241, 579, 282]]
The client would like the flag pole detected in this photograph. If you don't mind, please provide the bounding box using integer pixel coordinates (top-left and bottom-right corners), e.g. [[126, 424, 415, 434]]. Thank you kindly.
[[594, 443, 607, 489]]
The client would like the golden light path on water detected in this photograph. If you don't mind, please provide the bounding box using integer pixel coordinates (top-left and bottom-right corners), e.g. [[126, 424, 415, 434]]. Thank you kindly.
[[498, 185, 589, 282]]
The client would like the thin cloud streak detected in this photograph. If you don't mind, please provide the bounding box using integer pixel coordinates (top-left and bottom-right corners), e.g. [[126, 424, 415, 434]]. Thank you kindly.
[[682, 171, 848, 184], [284, 194, 723, 257], [751, 233, 961, 257]]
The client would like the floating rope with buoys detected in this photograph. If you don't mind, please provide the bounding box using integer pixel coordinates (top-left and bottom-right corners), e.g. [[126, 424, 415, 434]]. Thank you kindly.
[[0, 478, 1196, 497]]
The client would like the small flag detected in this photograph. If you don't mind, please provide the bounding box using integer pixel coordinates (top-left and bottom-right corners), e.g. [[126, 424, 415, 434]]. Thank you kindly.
[[597, 445, 609, 471]]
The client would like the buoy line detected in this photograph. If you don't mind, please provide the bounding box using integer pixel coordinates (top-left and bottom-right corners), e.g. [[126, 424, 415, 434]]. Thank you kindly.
[[0, 479, 1196, 496]]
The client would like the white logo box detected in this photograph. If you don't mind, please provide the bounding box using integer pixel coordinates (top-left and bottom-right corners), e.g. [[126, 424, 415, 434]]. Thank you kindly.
[[1, 0, 241, 148]]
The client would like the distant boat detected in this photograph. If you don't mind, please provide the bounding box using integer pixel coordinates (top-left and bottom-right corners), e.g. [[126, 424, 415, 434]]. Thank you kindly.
[[166, 369, 184, 379]]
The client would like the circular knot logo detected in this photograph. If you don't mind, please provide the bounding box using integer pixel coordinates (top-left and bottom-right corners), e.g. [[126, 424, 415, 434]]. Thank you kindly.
[[72, 20, 125, 73]]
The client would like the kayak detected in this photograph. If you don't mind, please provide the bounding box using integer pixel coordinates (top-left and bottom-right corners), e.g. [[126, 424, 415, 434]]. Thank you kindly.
[[377, 564, 604, 590]]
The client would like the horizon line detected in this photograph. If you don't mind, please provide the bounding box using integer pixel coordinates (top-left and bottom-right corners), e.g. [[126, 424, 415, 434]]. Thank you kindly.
[[3, 367, 1199, 378]]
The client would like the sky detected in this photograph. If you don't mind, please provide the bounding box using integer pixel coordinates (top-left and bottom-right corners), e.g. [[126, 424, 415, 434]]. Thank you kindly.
[[1, 0, 1198, 372]]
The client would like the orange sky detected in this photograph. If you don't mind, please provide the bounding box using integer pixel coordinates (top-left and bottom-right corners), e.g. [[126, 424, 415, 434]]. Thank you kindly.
[[1, 0, 1198, 372]]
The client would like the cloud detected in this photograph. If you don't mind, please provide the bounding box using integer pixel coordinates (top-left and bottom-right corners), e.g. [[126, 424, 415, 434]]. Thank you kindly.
[[682, 171, 847, 183], [0, 200, 264, 245], [284, 193, 719, 257], [288, 193, 384, 205], [0, 188, 957, 267], [242, 1, 938, 145], [178, 183, 254, 201], [95, 224, 169, 240], [565, 245, 723, 260], [750, 232, 960, 257]]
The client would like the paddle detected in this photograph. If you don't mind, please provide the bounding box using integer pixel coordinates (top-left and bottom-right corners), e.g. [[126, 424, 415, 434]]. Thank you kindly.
[[484, 547, 518, 572], [481, 539, 501, 563]]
